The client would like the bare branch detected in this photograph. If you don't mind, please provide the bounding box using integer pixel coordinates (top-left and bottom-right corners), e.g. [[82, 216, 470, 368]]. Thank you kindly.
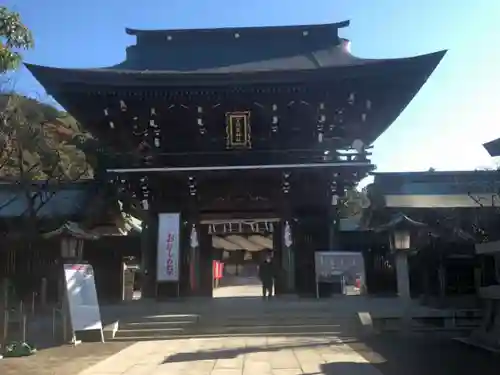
[[467, 192, 485, 207], [0, 193, 17, 212]]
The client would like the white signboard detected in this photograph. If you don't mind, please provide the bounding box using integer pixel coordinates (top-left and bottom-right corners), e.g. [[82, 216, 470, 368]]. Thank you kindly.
[[314, 251, 366, 297], [157, 213, 181, 282], [63, 264, 103, 332]]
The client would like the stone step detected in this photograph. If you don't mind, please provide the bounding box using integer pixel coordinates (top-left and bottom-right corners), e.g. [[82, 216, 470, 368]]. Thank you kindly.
[[115, 326, 188, 339], [198, 318, 351, 327], [120, 319, 198, 331], [114, 322, 354, 341], [112, 330, 349, 342], [114, 313, 361, 341], [127, 314, 199, 322], [120, 314, 354, 328], [112, 302, 364, 342], [120, 317, 354, 329], [195, 323, 356, 336]]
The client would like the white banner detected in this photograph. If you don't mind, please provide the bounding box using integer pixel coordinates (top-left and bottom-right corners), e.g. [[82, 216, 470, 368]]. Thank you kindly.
[[157, 213, 181, 282], [63, 264, 103, 332]]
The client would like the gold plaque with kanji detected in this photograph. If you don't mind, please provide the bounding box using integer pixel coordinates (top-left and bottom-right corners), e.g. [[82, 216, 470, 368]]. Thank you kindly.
[[226, 111, 251, 149]]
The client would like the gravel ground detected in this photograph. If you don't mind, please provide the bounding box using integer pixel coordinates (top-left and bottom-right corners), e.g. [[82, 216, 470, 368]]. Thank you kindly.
[[0, 342, 132, 375]]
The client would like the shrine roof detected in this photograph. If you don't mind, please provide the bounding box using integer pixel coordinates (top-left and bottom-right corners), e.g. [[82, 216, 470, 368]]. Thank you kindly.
[[372, 170, 500, 208], [122, 21, 351, 73], [0, 181, 95, 218], [483, 137, 500, 157], [25, 49, 446, 90], [373, 170, 500, 187], [124, 20, 350, 37], [25, 20, 446, 89]]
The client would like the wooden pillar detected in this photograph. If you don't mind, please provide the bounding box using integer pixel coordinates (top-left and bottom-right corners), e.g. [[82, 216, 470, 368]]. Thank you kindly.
[[328, 174, 342, 251], [140, 213, 157, 299], [186, 175, 201, 296], [187, 223, 201, 295], [198, 225, 214, 297], [279, 171, 295, 294], [438, 263, 447, 299], [294, 216, 319, 296], [284, 220, 296, 294]]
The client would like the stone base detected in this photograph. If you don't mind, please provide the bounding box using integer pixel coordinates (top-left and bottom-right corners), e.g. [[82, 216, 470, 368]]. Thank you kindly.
[[455, 335, 500, 353]]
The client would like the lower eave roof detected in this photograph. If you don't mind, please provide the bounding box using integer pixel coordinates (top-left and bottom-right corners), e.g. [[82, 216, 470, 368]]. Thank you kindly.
[[25, 50, 446, 90], [0, 180, 97, 218], [483, 137, 500, 157], [373, 170, 500, 185]]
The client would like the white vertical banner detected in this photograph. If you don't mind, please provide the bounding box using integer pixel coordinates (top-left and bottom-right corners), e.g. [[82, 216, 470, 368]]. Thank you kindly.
[[157, 213, 181, 282]]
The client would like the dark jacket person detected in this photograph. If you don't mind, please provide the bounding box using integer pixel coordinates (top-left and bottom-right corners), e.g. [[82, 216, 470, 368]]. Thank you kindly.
[[259, 255, 274, 298]]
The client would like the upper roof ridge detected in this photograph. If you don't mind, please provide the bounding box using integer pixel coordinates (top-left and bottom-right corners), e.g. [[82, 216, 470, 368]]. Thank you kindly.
[[125, 20, 350, 36]]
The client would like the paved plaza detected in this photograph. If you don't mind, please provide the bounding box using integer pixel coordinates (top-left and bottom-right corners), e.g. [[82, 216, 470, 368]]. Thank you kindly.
[[76, 335, 382, 375], [2, 331, 500, 375], [2, 282, 500, 375], [213, 276, 263, 298]]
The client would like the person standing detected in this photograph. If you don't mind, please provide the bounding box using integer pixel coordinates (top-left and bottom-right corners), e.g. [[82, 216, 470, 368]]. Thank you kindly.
[[259, 253, 274, 299]]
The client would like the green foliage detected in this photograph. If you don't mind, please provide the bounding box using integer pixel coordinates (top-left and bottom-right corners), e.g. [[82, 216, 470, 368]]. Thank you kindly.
[[0, 94, 93, 181], [0, 6, 34, 72], [338, 187, 369, 218]]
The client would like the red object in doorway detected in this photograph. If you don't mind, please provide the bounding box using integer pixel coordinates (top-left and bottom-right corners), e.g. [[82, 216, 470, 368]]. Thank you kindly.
[[213, 261, 224, 280]]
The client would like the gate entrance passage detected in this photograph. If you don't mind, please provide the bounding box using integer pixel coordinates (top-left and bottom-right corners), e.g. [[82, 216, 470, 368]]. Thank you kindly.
[[209, 218, 277, 298]]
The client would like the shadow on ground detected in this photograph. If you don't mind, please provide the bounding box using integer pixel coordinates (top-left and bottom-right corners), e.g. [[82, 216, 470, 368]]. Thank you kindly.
[[161, 337, 355, 364], [160, 332, 500, 375], [319, 362, 387, 375], [348, 333, 500, 375]]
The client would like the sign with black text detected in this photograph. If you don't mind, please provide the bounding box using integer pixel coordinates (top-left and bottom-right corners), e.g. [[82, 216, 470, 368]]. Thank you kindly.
[[157, 213, 181, 282]]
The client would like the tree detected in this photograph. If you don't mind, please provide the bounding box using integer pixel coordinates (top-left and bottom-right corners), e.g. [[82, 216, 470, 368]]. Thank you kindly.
[[0, 94, 92, 181], [0, 6, 34, 72], [0, 94, 93, 240], [0, 93, 97, 305], [338, 187, 369, 218]]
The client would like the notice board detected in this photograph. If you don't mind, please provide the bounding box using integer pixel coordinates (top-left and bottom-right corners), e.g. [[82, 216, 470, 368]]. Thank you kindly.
[[63, 264, 103, 337]]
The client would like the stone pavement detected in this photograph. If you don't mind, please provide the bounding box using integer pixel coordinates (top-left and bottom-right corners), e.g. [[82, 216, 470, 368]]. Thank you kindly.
[[3, 331, 500, 375], [213, 276, 263, 298], [77, 335, 378, 375]]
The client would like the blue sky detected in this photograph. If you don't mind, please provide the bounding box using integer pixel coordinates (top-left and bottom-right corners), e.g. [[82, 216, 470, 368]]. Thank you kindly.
[[4, 0, 500, 172]]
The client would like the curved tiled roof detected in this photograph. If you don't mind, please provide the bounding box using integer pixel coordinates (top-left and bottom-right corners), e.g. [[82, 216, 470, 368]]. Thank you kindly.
[[124, 20, 350, 36], [23, 22, 447, 148], [483, 138, 500, 157], [24, 49, 445, 90], [110, 39, 377, 73], [25, 20, 446, 88], [120, 22, 352, 72]]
